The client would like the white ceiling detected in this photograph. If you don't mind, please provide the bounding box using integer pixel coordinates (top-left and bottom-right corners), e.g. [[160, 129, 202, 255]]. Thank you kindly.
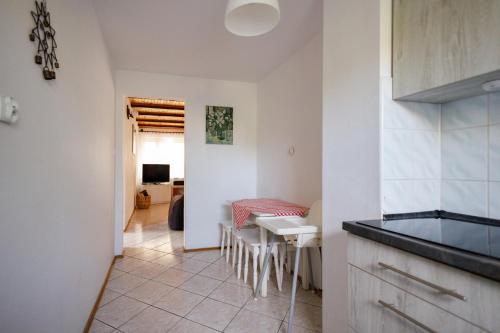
[[93, 0, 322, 82]]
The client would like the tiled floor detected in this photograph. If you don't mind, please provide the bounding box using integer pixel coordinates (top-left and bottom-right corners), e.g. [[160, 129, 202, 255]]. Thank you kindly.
[[91, 206, 322, 333]]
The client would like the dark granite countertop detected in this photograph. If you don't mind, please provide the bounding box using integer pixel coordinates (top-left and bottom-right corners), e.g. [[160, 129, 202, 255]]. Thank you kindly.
[[343, 211, 500, 283]]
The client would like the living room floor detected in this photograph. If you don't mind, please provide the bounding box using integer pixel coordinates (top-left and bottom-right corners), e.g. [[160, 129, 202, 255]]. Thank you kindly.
[[90, 206, 321, 333]]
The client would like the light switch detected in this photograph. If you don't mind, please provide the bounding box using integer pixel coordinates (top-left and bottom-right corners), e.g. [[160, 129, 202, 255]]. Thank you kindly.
[[0, 96, 19, 124]]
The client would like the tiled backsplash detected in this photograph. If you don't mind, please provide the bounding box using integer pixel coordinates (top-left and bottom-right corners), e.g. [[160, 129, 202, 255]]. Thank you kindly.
[[382, 76, 500, 219], [381, 77, 441, 214], [442, 94, 500, 218]]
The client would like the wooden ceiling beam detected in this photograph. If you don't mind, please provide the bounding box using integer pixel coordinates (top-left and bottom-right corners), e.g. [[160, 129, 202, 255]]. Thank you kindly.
[[139, 127, 184, 133], [138, 121, 184, 128], [136, 115, 184, 123], [133, 107, 185, 116], [129, 97, 185, 110]]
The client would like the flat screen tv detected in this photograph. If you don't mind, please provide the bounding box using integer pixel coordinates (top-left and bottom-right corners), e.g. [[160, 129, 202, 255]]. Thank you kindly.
[[142, 164, 170, 184]]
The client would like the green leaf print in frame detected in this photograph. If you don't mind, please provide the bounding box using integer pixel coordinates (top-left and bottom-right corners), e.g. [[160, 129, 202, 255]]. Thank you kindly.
[[206, 106, 233, 145]]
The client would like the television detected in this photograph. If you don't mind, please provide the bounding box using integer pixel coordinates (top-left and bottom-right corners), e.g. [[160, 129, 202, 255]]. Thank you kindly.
[[142, 164, 170, 184]]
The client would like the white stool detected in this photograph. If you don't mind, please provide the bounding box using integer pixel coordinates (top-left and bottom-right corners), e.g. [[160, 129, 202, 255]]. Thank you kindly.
[[219, 221, 233, 262], [239, 228, 285, 292]]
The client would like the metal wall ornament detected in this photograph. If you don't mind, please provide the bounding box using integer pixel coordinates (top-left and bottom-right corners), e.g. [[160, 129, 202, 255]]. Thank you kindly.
[[29, 0, 60, 80]]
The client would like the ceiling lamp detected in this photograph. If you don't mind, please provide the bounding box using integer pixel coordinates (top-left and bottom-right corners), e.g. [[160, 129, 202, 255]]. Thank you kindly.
[[225, 0, 280, 37]]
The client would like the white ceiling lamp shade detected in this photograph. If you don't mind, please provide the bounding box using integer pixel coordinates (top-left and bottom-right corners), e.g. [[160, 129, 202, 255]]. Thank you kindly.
[[225, 0, 280, 37]]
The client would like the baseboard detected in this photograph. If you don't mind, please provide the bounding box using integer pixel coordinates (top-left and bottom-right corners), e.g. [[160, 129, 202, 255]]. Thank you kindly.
[[183, 246, 220, 253], [83, 255, 120, 333]]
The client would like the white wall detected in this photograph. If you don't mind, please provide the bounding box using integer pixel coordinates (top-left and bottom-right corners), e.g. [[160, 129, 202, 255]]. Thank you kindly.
[[0, 1, 115, 332], [114, 71, 257, 251], [257, 34, 322, 207], [322, 1, 381, 332], [442, 93, 500, 218], [123, 101, 137, 228]]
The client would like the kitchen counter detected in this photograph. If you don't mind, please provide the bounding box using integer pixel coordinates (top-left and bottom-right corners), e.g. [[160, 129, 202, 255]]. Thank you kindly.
[[343, 211, 500, 283]]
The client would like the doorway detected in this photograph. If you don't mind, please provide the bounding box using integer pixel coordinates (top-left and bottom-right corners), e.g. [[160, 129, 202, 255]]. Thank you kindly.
[[121, 97, 185, 252]]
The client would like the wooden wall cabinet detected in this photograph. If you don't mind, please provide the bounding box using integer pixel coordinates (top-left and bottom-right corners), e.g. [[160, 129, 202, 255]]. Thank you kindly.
[[393, 0, 500, 103]]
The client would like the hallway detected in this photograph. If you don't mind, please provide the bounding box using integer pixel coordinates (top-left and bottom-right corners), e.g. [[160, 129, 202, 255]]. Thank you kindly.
[[90, 207, 321, 332]]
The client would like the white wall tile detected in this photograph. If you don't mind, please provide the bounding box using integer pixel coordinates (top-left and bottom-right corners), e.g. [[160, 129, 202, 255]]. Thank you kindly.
[[490, 124, 500, 181], [442, 180, 488, 216], [442, 95, 488, 130], [383, 180, 416, 214], [383, 130, 414, 179], [442, 127, 488, 180], [414, 180, 440, 211], [489, 182, 500, 219], [490, 92, 500, 125], [382, 77, 440, 130], [412, 131, 440, 179]]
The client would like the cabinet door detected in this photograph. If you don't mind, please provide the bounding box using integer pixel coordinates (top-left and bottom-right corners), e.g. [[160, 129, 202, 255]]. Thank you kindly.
[[348, 265, 485, 333], [393, 0, 500, 102]]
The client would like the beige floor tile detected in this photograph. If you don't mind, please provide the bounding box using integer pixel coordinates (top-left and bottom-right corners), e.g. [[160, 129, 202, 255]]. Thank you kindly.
[[173, 259, 211, 274], [132, 249, 167, 261], [186, 298, 239, 331], [279, 322, 320, 333], [123, 246, 147, 257], [284, 302, 322, 332], [100, 288, 122, 307], [171, 249, 196, 258], [140, 237, 169, 249], [154, 289, 204, 317], [95, 296, 148, 328], [128, 262, 168, 279], [245, 294, 290, 320], [109, 267, 126, 281], [295, 288, 322, 307], [125, 280, 174, 305], [114, 257, 148, 273], [168, 319, 218, 333], [224, 309, 282, 333], [152, 254, 185, 267], [225, 272, 253, 289], [208, 282, 253, 307], [179, 275, 222, 296], [153, 268, 194, 287], [198, 261, 234, 281], [155, 243, 176, 253], [89, 319, 114, 333], [119, 306, 181, 333], [106, 273, 147, 294], [191, 250, 221, 263]]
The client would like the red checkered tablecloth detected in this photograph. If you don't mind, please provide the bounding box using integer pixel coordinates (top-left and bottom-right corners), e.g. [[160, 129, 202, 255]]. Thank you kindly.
[[232, 198, 308, 229]]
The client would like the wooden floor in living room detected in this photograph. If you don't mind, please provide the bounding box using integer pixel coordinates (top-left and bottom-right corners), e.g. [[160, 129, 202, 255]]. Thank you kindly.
[[126, 203, 171, 231]]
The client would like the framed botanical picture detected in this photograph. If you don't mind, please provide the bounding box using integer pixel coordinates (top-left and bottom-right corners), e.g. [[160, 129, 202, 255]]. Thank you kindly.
[[206, 106, 233, 145]]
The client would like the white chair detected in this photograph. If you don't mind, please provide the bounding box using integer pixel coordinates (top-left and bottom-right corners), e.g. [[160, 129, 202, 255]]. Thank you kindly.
[[238, 228, 285, 292], [219, 221, 233, 262], [254, 200, 322, 333]]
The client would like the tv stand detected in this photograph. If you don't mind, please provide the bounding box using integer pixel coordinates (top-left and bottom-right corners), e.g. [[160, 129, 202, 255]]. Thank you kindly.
[[138, 183, 171, 205]]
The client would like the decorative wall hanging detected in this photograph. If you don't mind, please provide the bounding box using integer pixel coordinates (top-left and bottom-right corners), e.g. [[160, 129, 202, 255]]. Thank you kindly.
[[206, 106, 233, 145], [29, 0, 60, 80]]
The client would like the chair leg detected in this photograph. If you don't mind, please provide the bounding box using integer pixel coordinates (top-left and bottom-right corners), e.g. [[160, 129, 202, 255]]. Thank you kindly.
[[272, 245, 282, 291], [237, 239, 243, 279], [244, 245, 249, 284], [286, 247, 293, 274], [252, 246, 259, 292], [226, 231, 231, 263], [220, 227, 225, 257], [279, 244, 285, 283], [232, 235, 237, 268]]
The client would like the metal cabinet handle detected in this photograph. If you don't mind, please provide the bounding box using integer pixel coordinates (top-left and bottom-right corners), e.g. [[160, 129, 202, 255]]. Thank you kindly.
[[378, 300, 438, 333], [378, 262, 466, 301]]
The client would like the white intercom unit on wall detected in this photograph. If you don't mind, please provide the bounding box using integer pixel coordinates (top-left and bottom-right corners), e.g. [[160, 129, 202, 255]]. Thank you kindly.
[[0, 96, 19, 124]]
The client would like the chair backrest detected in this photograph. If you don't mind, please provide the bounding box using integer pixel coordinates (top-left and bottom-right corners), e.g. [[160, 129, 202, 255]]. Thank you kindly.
[[306, 200, 322, 228]]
